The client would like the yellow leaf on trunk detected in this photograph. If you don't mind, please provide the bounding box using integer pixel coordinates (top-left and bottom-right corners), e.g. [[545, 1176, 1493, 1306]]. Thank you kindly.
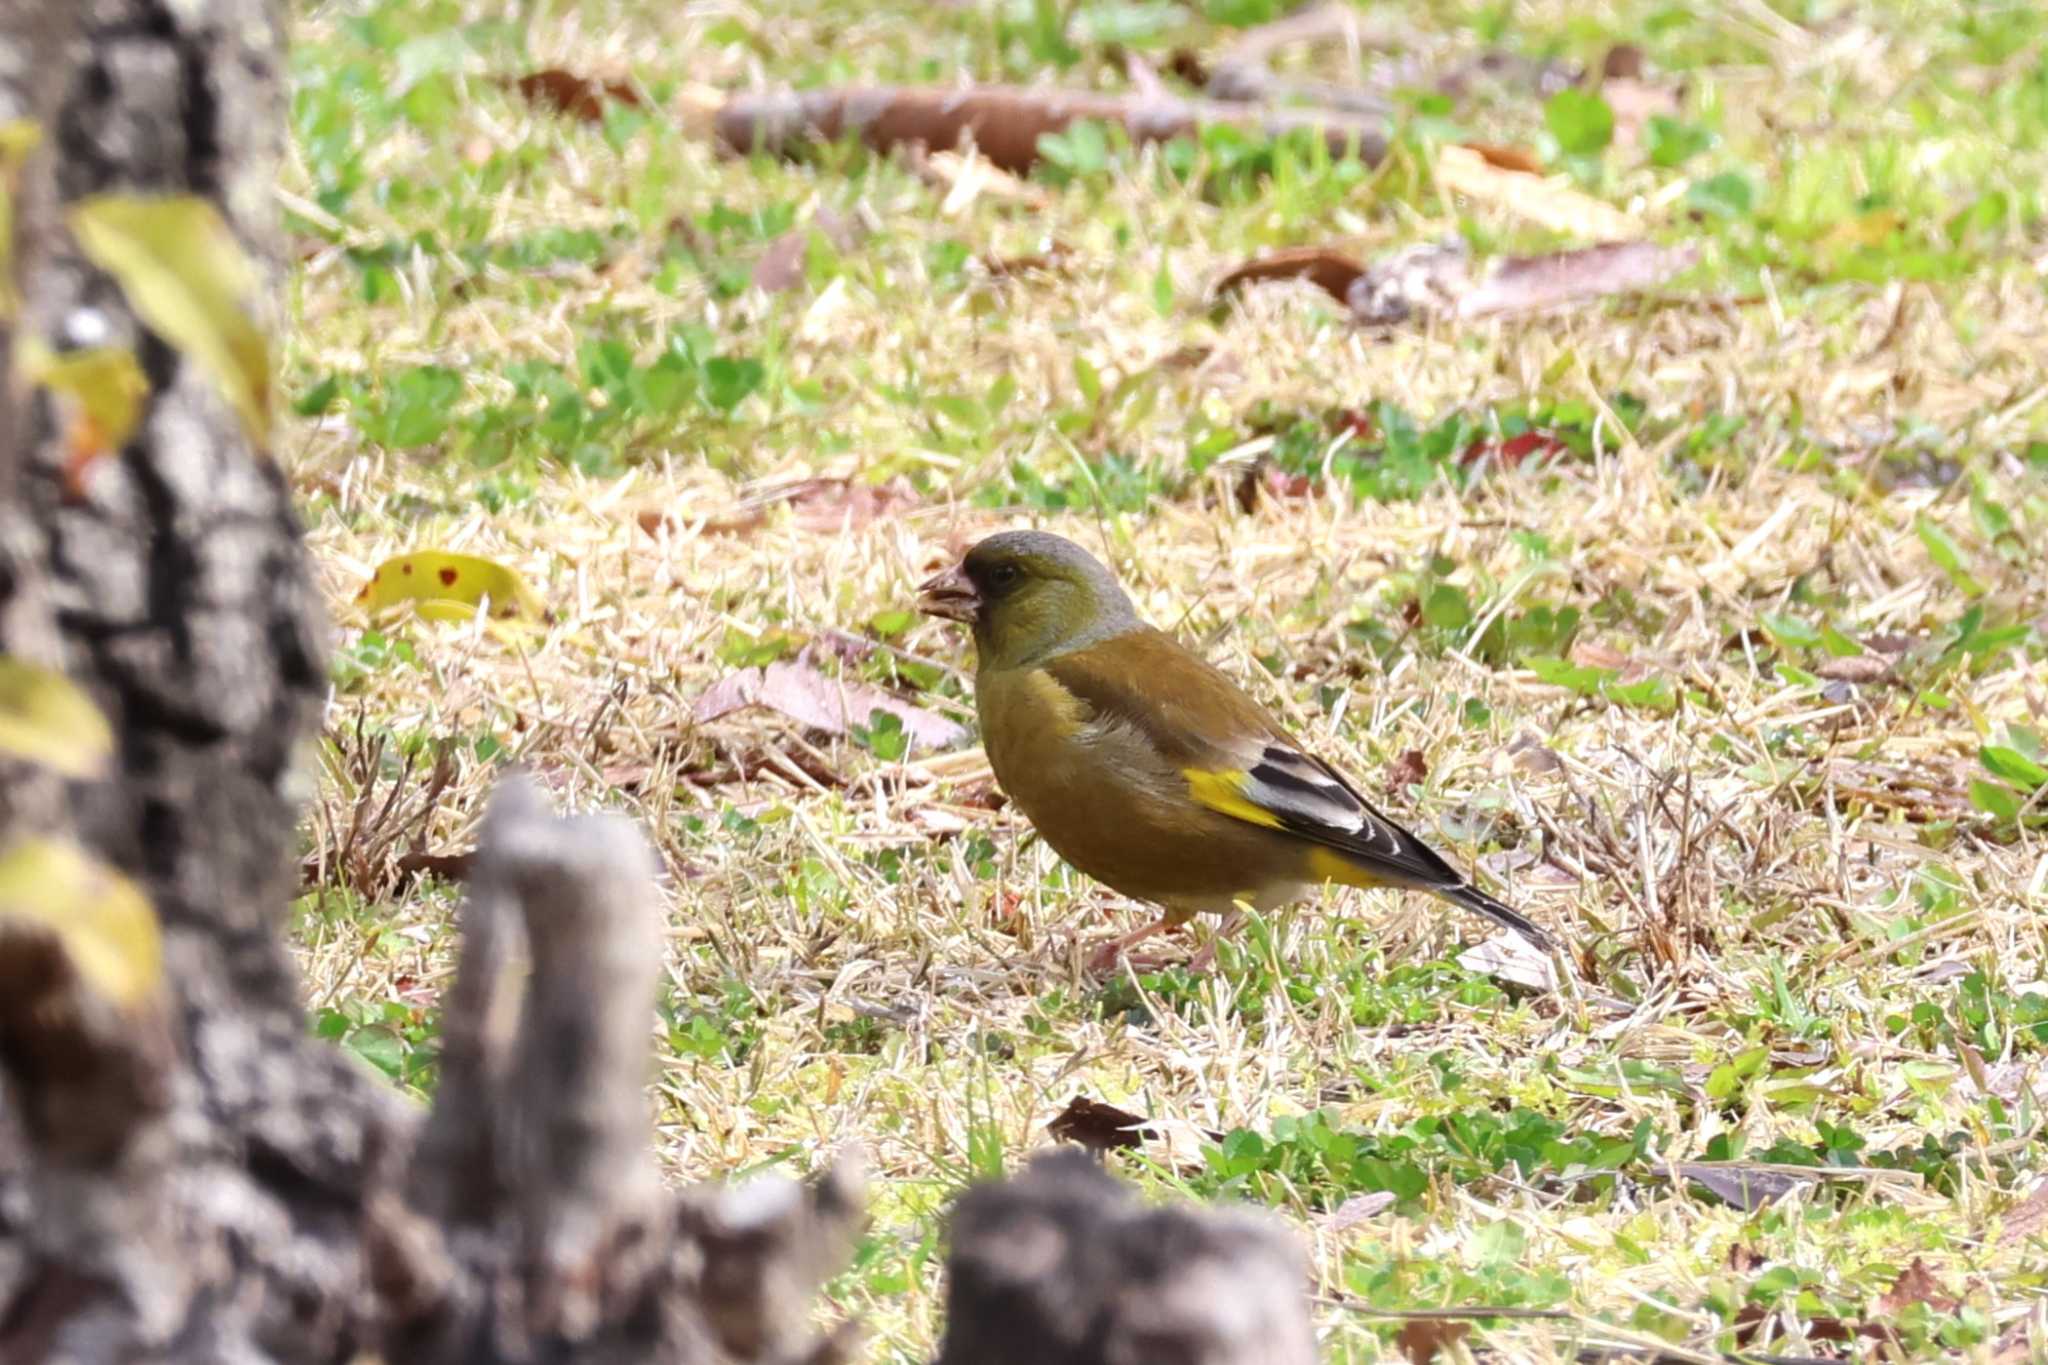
[[18, 339, 150, 457], [67, 194, 271, 447], [0, 656, 113, 777], [0, 838, 161, 1008]]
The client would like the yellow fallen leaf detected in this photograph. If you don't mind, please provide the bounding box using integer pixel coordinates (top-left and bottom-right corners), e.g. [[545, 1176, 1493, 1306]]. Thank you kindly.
[[0, 656, 113, 778], [0, 837, 161, 1008], [1435, 143, 1636, 239], [355, 550, 548, 623], [0, 119, 43, 320], [67, 194, 271, 447], [17, 339, 150, 457]]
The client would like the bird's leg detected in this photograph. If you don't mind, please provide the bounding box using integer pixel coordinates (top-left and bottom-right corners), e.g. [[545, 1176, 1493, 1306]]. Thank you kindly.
[[1184, 907, 1248, 973], [1083, 911, 1197, 974]]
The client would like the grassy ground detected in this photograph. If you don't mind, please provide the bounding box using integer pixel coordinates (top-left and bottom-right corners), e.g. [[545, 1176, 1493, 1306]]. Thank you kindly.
[[285, 0, 2048, 1358]]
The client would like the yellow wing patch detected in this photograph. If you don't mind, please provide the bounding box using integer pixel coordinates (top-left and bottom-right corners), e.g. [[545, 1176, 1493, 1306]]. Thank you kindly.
[[1308, 846, 1388, 890], [1183, 768, 1284, 830]]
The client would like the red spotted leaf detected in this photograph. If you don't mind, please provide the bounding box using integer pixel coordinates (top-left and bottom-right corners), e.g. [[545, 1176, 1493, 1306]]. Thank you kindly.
[[356, 551, 547, 624]]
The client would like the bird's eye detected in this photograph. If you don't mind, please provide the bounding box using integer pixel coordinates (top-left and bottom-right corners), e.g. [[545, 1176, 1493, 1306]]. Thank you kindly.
[[988, 564, 1021, 588]]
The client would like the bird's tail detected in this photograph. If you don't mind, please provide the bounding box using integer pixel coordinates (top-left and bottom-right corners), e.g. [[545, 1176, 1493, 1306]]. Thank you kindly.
[[1437, 882, 1557, 953]]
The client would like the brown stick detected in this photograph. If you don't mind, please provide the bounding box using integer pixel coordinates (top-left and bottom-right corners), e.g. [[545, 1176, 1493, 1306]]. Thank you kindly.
[[715, 84, 1387, 174]]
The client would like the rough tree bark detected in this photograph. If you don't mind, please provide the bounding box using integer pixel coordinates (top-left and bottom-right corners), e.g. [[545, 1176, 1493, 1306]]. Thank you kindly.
[[0, 1, 401, 1359], [935, 1152, 1316, 1365], [0, 4, 1318, 1364]]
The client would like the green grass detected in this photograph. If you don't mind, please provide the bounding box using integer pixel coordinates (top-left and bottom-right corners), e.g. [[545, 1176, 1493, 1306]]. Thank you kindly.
[[286, 0, 2048, 1358]]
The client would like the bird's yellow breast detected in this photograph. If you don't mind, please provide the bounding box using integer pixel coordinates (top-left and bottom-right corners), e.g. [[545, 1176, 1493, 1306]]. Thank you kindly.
[[978, 666, 1094, 796], [975, 664, 1302, 912]]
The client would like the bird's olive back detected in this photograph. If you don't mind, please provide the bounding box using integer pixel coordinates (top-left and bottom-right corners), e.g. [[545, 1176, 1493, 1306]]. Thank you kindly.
[[962, 531, 1139, 668]]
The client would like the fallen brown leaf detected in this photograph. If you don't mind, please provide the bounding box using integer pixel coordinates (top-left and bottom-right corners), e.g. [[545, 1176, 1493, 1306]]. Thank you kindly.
[[1461, 429, 1571, 469], [1046, 1096, 1151, 1153], [1877, 1257, 1958, 1317], [692, 661, 965, 753], [1726, 1243, 1765, 1272], [1502, 732, 1564, 776], [1812, 653, 1893, 684], [598, 246, 648, 288], [1313, 1191, 1396, 1233], [1998, 1180, 2048, 1246], [394, 850, 475, 886], [1731, 1304, 1898, 1350], [1825, 759, 1978, 821], [1232, 459, 1316, 513], [986, 887, 1027, 933], [787, 477, 919, 532], [752, 207, 865, 294], [1602, 44, 1646, 80], [751, 234, 807, 295], [638, 506, 725, 539], [1163, 48, 1211, 89], [955, 780, 1007, 812], [1567, 639, 1629, 671], [1679, 1163, 1817, 1211], [1991, 1323, 2041, 1365], [1327, 408, 1374, 440], [512, 68, 643, 123], [1395, 1318, 1471, 1365], [978, 241, 1072, 278], [681, 741, 852, 793], [639, 476, 920, 538], [1460, 141, 1544, 174], [1386, 748, 1429, 790], [1723, 625, 1773, 653], [1213, 244, 1369, 302]]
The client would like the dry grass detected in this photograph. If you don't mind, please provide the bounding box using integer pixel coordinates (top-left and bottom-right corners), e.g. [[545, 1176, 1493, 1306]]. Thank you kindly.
[[285, 0, 2048, 1358]]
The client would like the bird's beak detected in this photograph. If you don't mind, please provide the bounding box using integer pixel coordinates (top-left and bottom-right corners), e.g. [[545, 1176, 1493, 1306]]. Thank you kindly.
[[917, 565, 980, 624]]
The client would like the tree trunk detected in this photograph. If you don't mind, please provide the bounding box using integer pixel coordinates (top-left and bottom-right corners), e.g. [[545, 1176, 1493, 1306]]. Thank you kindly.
[[0, 5, 1318, 1364], [0, 1, 399, 1358]]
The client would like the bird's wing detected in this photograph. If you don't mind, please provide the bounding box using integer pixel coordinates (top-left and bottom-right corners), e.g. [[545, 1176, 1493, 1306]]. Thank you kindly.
[[1043, 630, 1464, 889]]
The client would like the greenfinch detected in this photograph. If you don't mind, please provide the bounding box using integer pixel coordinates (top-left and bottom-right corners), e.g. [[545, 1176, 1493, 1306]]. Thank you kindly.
[[918, 530, 1554, 966]]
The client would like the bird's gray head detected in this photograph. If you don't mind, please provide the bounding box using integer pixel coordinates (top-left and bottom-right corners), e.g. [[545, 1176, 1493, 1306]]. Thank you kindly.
[[917, 530, 1140, 667]]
